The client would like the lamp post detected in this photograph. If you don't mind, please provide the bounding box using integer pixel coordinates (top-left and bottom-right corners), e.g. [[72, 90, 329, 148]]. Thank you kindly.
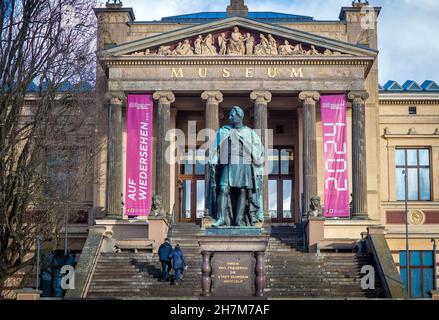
[[403, 169, 410, 298], [35, 236, 43, 290], [432, 239, 437, 291]]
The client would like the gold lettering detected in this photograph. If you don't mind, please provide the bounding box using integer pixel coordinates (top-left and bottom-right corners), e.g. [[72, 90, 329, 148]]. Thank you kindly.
[[268, 67, 277, 78], [245, 68, 254, 78], [171, 68, 184, 78], [222, 68, 231, 78], [290, 68, 304, 78], [198, 68, 207, 78]]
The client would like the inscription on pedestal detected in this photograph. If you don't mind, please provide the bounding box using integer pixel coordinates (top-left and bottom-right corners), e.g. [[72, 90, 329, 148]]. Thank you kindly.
[[212, 253, 254, 297]]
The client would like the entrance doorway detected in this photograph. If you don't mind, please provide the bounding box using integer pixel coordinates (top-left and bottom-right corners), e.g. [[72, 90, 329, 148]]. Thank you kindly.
[[268, 148, 295, 223], [178, 148, 206, 223]]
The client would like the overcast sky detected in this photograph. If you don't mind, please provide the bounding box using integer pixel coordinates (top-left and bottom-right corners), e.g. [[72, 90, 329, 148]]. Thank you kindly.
[[113, 0, 439, 85]]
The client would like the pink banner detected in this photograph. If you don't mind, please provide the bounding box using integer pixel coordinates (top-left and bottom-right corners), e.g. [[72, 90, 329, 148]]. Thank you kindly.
[[125, 94, 154, 216], [320, 95, 350, 218]]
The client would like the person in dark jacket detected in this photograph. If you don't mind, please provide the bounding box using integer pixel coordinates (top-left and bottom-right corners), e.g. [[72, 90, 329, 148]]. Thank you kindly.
[[170, 244, 186, 286], [158, 238, 173, 282]]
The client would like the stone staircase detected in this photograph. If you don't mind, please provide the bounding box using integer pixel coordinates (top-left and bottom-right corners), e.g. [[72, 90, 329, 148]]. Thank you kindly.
[[86, 223, 203, 299], [86, 223, 386, 299], [265, 225, 386, 298]]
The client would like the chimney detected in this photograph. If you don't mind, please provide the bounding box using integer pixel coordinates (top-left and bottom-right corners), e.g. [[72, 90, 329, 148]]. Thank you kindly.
[[227, 0, 249, 17]]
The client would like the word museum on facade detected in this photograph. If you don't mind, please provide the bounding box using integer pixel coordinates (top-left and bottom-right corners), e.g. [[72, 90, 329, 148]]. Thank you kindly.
[[8, 0, 439, 300]]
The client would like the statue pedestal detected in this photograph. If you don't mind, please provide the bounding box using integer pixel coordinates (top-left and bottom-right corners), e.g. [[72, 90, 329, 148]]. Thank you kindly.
[[306, 217, 325, 253], [148, 216, 169, 253], [198, 229, 269, 298]]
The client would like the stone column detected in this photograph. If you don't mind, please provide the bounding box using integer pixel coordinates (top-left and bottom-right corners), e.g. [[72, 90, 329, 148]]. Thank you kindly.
[[200, 251, 212, 297], [202, 91, 223, 133], [105, 92, 126, 218], [348, 91, 369, 220], [298, 91, 320, 216], [202, 91, 223, 216], [153, 91, 175, 214], [250, 91, 272, 221]]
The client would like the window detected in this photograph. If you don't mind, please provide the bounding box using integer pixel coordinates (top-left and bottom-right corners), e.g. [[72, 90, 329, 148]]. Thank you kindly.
[[409, 106, 417, 115], [269, 148, 294, 221], [400, 251, 435, 298], [179, 148, 206, 221], [395, 148, 431, 201]]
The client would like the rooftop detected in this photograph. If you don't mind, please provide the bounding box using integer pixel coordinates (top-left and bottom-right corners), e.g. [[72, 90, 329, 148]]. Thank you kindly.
[[380, 80, 439, 93], [157, 11, 314, 24]]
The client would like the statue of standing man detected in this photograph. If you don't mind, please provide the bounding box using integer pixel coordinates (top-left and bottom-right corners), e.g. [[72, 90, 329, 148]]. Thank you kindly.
[[207, 106, 265, 227]]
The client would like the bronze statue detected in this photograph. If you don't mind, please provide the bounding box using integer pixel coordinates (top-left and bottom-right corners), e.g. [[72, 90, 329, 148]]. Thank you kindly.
[[207, 106, 265, 227]]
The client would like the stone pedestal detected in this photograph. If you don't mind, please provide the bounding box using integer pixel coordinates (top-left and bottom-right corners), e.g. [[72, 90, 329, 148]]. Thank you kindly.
[[306, 217, 325, 253], [15, 289, 42, 300], [95, 218, 168, 253], [148, 216, 170, 253], [198, 231, 269, 298]]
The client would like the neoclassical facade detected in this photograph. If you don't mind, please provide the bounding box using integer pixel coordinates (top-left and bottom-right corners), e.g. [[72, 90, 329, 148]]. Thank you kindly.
[[84, 0, 438, 296]]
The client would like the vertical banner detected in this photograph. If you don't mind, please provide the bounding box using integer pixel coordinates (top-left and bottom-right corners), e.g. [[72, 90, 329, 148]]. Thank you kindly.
[[125, 94, 154, 216], [320, 95, 350, 218]]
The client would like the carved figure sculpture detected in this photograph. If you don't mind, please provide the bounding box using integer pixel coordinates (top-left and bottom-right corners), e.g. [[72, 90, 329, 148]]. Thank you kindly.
[[278, 40, 295, 55], [308, 196, 323, 218], [194, 35, 203, 55], [151, 195, 166, 217], [306, 45, 321, 56], [267, 34, 278, 55], [228, 27, 245, 55], [158, 45, 172, 56], [244, 33, 254, 55], [254, 34, 270, 55], [202, 33, 217, 55], [218, 33, 228, 55]]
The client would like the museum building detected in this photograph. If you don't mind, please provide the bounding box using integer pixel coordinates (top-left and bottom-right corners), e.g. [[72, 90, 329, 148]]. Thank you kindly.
[[5, 0, 439, 300]]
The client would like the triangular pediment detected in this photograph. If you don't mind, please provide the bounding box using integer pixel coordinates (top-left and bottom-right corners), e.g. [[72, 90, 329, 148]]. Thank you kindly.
[[100, 16, 377, 59]]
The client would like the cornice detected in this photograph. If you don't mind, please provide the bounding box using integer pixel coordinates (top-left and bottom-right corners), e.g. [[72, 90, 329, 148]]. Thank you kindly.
[[102, 55, 372, 67]]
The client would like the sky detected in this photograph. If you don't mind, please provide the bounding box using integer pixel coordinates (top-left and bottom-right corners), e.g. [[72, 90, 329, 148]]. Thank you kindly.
[[108, 0, 439, 85]]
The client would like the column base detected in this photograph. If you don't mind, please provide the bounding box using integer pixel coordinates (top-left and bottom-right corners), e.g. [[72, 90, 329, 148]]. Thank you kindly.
[[351, 213, 369, 220]]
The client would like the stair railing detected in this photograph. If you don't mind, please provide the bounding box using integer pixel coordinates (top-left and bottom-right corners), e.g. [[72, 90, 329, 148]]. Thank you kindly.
[[364, 228, 405, 298]]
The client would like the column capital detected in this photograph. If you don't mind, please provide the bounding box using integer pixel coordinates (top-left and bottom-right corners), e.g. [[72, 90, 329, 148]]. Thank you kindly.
[[250, 91, 272, 104], [153, 91, 175, 104], [348, 91, 369, 104], [298, 91, 320, 104], [201, 91, 223, 104], [105, 92, 126, 106]]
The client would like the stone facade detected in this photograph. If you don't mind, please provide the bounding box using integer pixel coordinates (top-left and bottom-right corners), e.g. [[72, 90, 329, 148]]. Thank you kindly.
[[89, 1, 439, 290]]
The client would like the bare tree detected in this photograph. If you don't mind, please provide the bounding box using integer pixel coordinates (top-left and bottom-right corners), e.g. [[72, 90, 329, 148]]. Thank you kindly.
[[0, 0, 97, 293]]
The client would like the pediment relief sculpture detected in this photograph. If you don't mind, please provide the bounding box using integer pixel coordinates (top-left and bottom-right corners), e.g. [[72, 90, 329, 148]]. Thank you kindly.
[[126, 27, 348, 57]]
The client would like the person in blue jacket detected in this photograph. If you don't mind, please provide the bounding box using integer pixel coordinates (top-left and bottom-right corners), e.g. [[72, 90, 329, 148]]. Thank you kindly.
[[158, 238, 173, 282], [170, 244, 186, 286]]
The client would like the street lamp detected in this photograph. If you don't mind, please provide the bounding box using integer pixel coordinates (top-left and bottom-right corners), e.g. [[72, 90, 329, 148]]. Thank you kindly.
[[403, 169, 410, 298], [432, 239, 437, 291], [35, 236, 43, 290]]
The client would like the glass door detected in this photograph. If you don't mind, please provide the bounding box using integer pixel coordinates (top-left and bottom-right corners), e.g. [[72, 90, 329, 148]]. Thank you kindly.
[[179, 149, 206, 223], [268, 148, 295, 223]]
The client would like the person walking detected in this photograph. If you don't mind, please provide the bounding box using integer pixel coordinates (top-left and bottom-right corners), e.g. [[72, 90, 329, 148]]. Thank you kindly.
[[158, 238, 173, 282], [170, 244, 186, 286]]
